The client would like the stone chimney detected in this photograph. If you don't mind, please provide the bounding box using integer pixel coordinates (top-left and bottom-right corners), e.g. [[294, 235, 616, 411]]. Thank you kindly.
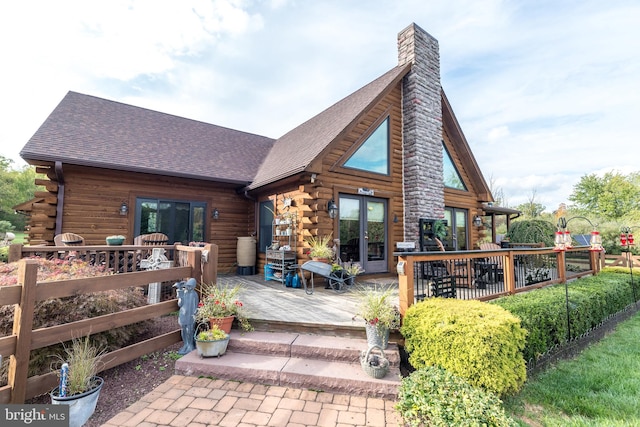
[[398, 23, 444, 244]]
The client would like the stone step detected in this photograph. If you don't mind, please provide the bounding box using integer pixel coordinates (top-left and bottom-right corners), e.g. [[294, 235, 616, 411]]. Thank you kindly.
[[175, 331, 402, 399], [227, 331, 401, 368]]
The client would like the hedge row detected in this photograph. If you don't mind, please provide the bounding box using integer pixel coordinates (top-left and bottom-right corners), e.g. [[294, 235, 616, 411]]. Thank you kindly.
[[492, 269, 636, 362]]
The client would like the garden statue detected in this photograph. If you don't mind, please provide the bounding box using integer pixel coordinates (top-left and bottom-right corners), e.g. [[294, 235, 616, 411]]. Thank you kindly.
[[174, 278, 199, 354]]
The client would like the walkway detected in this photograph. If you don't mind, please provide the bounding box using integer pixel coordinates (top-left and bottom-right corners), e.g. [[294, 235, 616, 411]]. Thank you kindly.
[[102, 274, 404, 426], [103, 375, 402, 427]]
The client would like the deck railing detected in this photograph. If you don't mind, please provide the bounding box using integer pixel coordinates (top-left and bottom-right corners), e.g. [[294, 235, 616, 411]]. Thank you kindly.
[[395, 246, 603, 316], [0, 244, 218, 404]]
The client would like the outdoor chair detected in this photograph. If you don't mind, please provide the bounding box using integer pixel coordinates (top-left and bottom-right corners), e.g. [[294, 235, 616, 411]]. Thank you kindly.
[[435, 238, 474, 287], [55, 232, 85, 246], [478, 242, 504, 283], [139, 233, 169, 245]]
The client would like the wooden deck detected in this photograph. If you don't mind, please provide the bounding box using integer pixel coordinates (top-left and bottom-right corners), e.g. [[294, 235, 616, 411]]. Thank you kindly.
[[216, 274, 399, 336]]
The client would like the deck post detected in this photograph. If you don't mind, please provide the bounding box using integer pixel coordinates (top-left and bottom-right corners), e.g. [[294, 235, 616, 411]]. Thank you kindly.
[[557, 250, 567, 284], [503, 250, 516, 294], [397, 255, 414, 317], [202, 243, 218, 285]]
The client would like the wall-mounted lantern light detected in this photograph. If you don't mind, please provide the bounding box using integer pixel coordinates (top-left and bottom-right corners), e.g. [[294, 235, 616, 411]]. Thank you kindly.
[[327, 199, 338, 219], [472, 215, 483, 227], [212, 208, 219, 220], [119, 201, 128, 216]]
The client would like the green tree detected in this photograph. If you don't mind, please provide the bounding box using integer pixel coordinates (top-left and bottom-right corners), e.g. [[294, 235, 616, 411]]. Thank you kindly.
[[516, 189, 545, 218], [0, 155, 40, 231], [569, 171, 640, 220]]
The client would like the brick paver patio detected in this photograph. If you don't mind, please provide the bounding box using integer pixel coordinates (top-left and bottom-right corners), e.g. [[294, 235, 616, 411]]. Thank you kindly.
[[102, 375, 402, 427]]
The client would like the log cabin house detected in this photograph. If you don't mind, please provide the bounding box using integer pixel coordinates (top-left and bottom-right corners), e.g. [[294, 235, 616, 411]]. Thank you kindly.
[[18, 23, 518, 276]]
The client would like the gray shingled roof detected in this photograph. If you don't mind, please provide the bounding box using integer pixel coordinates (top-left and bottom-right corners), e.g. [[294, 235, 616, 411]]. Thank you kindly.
[[20, 92, 275, 184], [20, 65, 410, 189], [248, 65, 411, 189]]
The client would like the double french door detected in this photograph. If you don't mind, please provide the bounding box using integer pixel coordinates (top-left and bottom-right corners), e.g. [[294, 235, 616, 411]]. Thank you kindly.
[[338, 195, 387, 273]]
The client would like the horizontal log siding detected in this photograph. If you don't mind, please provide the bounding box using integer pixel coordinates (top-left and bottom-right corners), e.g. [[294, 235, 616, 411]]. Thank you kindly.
[[318, 85, 405, 273], [55, 165, 251, 272]]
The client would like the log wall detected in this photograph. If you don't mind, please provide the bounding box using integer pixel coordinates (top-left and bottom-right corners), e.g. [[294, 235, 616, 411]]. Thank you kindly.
[[27, 164, 252, 272]]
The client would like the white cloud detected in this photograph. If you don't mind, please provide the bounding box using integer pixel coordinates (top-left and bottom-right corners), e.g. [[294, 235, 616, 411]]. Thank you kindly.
[[1, 0, 639, 211]]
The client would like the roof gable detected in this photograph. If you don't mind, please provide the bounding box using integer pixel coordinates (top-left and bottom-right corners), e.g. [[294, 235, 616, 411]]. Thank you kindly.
[[20, 92, 275, 184], [442, 91, 492, 201], [248, 65, 410, 189]]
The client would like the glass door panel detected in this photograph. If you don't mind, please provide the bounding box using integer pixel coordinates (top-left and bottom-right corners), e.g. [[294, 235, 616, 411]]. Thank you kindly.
[[338, 195, 387, 273], [443, 207, 469, 250], [339, 198, 361, 263], [366, 201, 385, 263]]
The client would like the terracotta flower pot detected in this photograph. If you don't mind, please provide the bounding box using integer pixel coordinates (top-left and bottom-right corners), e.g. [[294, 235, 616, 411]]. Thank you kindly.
[[209, 316, 235, 333]]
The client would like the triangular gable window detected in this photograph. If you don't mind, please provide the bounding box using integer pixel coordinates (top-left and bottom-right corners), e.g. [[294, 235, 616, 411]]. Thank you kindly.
[[443, 143, 466, 190], [344, 117, 389, 175]]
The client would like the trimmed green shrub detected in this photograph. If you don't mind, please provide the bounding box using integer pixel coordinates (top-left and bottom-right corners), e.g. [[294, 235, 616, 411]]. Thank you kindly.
[[492, 270, 636, 361], [396, 366, 517, 427], [401, 298, 527, 396]]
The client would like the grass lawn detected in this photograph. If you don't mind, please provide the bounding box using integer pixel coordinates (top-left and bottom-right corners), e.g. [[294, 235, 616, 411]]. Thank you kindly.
[[504, 310, 640, 426], [11, 232, 26, 244]]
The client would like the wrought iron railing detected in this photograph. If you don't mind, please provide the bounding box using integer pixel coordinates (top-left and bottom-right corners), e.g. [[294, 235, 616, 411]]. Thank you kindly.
[[395, 246, 603, 315]]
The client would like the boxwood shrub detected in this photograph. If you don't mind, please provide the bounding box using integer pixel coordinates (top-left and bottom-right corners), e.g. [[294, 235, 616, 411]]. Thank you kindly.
[[396, 366, 517, 427], [401, 298, 526, 396], [492, 270, 636, 362]]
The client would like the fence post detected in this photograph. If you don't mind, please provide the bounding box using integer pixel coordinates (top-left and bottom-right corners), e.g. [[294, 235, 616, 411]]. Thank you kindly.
[[8, 259, 38, 403], [8, 244, 23, 263], [397, 255, 414, 317]]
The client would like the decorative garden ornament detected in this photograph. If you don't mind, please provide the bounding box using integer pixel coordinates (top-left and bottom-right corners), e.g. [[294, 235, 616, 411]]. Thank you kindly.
[[174, 278, 199, 355]]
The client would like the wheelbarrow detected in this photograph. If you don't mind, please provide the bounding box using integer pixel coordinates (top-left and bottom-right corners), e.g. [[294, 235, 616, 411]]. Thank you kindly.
[[299, 261, 353, 295]]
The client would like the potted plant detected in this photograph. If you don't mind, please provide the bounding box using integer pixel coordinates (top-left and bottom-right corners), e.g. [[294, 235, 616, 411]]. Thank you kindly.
[[195, 325, 230, 358], [353, 286, 400, 349], [196, 283, 252, 332], [50, 335, 105, 427], [306, 233, 334, 262], [105, 235, 125, 245], [343, 262, 364, 286]]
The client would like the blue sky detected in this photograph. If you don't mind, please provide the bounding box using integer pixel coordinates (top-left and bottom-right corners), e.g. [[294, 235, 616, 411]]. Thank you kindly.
[[1, 0, 638, 212]]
